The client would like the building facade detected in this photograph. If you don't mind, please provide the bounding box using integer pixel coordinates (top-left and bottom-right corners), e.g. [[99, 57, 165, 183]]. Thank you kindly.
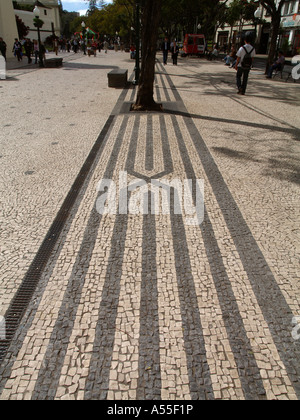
[[0, 0, 62, 58], [281, 0, 300, 54], [16, 0, 61, 38], [15, 1, 61, 42], [0, 0, 19, 59], [215, 0, 300, 56]]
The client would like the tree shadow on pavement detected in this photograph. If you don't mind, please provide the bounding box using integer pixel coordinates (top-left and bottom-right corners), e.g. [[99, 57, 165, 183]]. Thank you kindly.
[[211, 147, 261, 163], [164, 69, 300, 106], [212, 146, 300, 185], [163, 107, 300, 185], [163, 107, 300, 140]]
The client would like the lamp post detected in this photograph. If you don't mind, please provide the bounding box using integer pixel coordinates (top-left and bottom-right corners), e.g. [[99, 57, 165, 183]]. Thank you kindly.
[[254, 6, 264, 51], [130, 26, 134, 46], [133, 0, 141, 85], [82, 21, 86, 55], [33, 6, 44, 68]]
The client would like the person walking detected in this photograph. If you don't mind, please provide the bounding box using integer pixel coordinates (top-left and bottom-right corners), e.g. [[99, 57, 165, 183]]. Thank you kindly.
[[171, 40, 179, 65], [73, 39, 78, 53], [235, 33, 256, 95], [61, 38, 66, 52], [33, 40, 39, 64], [114, 39, 119, 52], [24, 38, 33, 64], [39, 42, 46, 65], [82, 39, 87, 55], [87, 40, 92, 57], [161, 37, 170, 65], [92, 40, 98, 57], [103, 40, 108, 54], [0, 38, 7, 61], [53, 37, 59, 56], [13, 38, 23, 62]]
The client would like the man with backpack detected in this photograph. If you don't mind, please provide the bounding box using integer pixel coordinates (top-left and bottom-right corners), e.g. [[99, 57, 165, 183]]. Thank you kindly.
[[12, 38, 23, 62], [235, 33, 256, 95]]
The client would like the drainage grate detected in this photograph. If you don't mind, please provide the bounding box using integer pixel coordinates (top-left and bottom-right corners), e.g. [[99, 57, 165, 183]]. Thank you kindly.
[[0, 115, 115, 363]]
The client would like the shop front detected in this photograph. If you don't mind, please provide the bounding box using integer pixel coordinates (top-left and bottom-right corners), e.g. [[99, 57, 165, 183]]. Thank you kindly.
[[217, 31, 229, 50], [281, 14, 300, 54], [294, 30, 300, 52]]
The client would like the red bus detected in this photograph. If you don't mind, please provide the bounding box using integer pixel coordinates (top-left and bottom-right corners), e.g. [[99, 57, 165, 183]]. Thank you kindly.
[[182, 34, 205, 56]]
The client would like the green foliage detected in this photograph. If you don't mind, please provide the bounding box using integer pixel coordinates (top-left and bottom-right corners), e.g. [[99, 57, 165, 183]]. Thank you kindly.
[[15, 15, 29, 39], [63, 0, 258, 42], [69, 0, 135, 41], [225, 0, 259, 28], [241, 0, 258, 23], [13, 1, 34, 12], [69, 16, 87, 35], [61, 11, 81, 38], [159, 0, 227, 40], [33, 17, 44, 29], [87, 0, 98, 16], [225, 0, 243, 28]]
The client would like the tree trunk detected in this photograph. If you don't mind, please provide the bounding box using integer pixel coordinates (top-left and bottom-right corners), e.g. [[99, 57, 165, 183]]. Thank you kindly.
[[265, 12, 281, 74], [132, 0, 162, 112]]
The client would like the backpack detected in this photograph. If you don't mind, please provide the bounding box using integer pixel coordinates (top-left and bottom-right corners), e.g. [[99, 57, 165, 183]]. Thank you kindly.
[[241, 46, 254, 70]]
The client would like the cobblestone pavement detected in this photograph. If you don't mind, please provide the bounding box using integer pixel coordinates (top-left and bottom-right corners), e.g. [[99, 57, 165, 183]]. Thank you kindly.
[[0, 52, 299, 400]]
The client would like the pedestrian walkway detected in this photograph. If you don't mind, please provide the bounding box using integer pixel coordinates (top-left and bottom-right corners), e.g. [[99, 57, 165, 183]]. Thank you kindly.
[[5, 51, 87, 78], [0, 52, 299, 400]]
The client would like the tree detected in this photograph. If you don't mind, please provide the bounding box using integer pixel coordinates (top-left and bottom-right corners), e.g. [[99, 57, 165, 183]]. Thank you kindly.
[[241, 0, 257, 23], [132, 0, 162, 112], [225, 0, 242, 46], [261, 0, 285, 72], [202, 0, 228, 41], [70, 15, 86, 36], [98, 0, 107, 9], [61, 11, 81, 37], [223, 0, 257, 48], [80, 1, 133, 43], [15, 15, 29, 39], [13, 1, 34, 12], [160, 0, 188, 37], [159, 0, 228, 41], [86, 0, 98, 15], [132, 0, 226, 111]]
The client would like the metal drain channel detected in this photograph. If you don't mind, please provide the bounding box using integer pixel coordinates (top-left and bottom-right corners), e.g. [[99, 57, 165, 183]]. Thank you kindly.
[[0, 115, 115, 362]]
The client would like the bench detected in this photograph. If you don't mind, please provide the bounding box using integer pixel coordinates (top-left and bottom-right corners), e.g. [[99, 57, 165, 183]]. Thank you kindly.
[[108, 69, 128, 88], [44, 58, 63, 68], [273, 62, 299, 82]]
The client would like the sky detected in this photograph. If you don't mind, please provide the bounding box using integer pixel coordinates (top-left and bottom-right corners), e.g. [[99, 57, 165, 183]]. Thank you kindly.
[[61, 1, 113, 16]]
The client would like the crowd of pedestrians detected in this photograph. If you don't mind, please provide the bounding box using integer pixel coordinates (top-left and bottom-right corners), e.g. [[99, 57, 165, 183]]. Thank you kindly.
[[0, 36, 122, 65], [0, 37, 42, 63], [1, 33, 296, 98]]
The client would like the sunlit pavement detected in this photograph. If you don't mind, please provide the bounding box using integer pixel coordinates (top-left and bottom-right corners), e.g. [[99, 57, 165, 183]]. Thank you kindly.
[[0, 51, 299, 400]]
